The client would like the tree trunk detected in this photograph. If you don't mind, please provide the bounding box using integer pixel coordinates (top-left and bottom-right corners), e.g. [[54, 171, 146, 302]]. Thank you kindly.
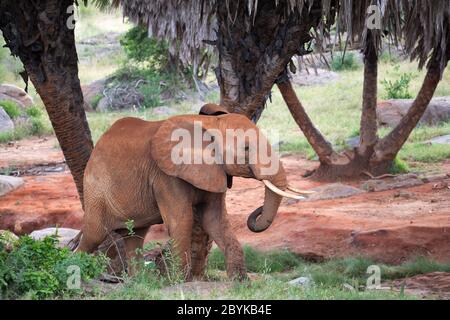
[[276, 80, 337, 165], [0, 0, 93, 204], [215, 0, 322, 120], [358, 32, 379, 156], [371, 54, 447, 164]]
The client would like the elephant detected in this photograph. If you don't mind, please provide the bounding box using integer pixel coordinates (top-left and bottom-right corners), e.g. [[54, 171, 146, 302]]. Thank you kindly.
[[74, 104, 307, 280]]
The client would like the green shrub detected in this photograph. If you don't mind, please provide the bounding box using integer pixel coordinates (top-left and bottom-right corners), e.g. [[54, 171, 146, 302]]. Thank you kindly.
[[25, 106, 43, 118], [0, 100, 21, 119], [331, 52, 360, 71], [91, 94, 103, 110], [120, 26, 170, 72], [0, 234, 107, 299], [389, 157, 410, 174], [381, 73, 413, 99]]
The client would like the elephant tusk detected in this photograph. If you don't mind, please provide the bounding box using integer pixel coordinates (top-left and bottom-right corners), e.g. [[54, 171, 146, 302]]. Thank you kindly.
[[287, 186, 315, 196], [263, 180, 306, 200]]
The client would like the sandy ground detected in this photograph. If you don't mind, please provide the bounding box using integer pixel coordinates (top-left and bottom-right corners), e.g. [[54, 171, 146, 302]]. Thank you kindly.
[[1, 137, 450, 265]]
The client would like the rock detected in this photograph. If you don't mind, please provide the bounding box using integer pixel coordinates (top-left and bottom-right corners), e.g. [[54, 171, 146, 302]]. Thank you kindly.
[[426, 135, 450, 145], [288, 276, 313, 287], [361, 174, 424, 192], [0, 175, 24, 197], [152, 106, 177, 116], [377, 97, 450, 127], [81, 79, 106, 104], [29, 228, 80, 248], [0, 230, 19, 251], [0, 84, 34, 108], [421, 173, 449, 183], [0, 107, 14, 133], [81, 79, 106, 111], [290, 68, 340, 86], [346, 136, 360, 148], [308, 183, 365, 201]]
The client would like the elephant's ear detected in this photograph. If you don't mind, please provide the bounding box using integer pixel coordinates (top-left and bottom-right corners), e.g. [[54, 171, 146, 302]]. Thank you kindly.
[[199, 103, 229, 116], [151, 116, 227, 193]]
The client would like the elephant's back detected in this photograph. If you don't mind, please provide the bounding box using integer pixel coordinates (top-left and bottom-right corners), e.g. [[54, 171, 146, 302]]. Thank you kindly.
[[84, 117, 161, 222]]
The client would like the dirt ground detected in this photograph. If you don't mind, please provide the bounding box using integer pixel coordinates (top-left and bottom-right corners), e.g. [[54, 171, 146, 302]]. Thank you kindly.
[[1, 137, 450, 266]]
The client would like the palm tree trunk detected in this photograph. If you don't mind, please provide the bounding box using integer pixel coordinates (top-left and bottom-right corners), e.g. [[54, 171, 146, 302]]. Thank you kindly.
[[276, 80, 336, 165], [0, 0, 93, 204], [358, 33, 379, 156], [215, 0, 322, 120], [372, 54, 447, 163]]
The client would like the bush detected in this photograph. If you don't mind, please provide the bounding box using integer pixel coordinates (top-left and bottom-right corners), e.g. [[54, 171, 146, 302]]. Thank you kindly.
[[0, 234, 107, 299], [0, 100, 21, 119], [389, 157, 410, 174], [25, 105, 43, 118], [331, 52, 360, 71], [381, 73, 413, 99], [120, 26, 170, 73]]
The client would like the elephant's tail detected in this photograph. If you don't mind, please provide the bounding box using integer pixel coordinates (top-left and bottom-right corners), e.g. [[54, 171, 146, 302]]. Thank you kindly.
[[67, 231, 82, 251]]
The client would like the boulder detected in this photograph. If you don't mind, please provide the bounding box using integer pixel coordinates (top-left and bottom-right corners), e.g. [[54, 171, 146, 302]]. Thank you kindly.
[[290, 68, 340, 86], [308, 183, 365, 201], [30, 228, 80, 248], [0, 107, 14, 133], [152, 106, 177, 116], [426, 135, 450, 145], [288, 276, 313, 287], [361, 174, 424, 192], [377, 97, 450, 127], [0, 84, 34, 108], [81, 79, 106, 110], [0, 175, 24, 197]]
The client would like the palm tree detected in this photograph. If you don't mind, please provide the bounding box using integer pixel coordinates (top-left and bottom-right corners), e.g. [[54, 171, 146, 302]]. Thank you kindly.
[[116, 0, 450, 179], [0, 0, 448, 205], [0, 0, 93, 203]]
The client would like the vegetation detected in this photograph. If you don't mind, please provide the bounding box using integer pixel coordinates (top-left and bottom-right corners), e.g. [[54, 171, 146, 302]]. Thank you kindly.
[[105, 247, 450, 300], [0, 233, 107, 299], [0, 104, 52, 143], [331, 52, 361, 71], [0, 100, 21, 119], [112, 26, 192, 109], [382, 72, 413, 99]]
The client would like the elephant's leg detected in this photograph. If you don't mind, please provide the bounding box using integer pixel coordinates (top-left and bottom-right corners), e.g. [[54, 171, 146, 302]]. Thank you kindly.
[[76, 205, 109, 253], [121, 227, 149, 275], [202, 197, 248, 281], [190, 209, 213, 280]]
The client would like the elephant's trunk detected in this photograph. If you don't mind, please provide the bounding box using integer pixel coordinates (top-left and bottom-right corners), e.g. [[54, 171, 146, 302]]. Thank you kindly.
[[247, 164, 287, 233]]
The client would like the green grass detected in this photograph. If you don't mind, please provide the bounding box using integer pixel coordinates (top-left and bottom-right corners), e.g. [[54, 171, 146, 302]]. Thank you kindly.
[[101, 248, 450, 300]]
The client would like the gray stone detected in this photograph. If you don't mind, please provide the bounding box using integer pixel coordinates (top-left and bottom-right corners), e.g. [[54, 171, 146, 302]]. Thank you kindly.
[[361, 174, 424, 192], [426, 135, 450, 145], [0, 84, 34, 108], [152, 106, 177, 116], [378, 97, 450, 127], [289, 276, 313, 287], [0, 175, 24, 197], [30, 228, 80, 248], [0, 107, 14, 134], [290, 68, 340, 86], [308, 183, 365, 201], [346, 136, 360, 148]]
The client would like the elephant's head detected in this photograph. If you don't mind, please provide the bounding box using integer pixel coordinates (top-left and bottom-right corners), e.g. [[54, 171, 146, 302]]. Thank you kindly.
[[151, 104, 307, 233]]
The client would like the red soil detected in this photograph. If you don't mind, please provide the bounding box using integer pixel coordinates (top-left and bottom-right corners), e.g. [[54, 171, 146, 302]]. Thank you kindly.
[[1, 137, 450, 264]]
